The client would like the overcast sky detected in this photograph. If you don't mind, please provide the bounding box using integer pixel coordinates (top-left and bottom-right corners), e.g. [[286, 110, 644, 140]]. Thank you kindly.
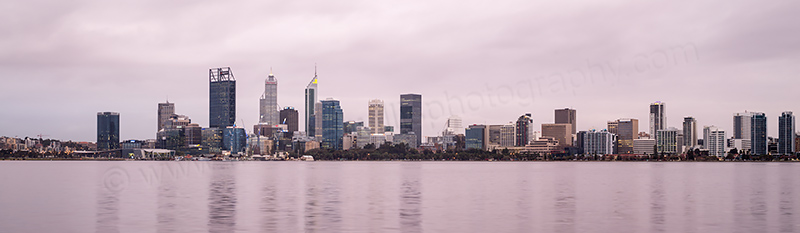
[[1, 0, 798, 142]]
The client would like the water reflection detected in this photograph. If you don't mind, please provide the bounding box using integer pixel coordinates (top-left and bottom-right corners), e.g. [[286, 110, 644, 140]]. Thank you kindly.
[[399, 163, 422, 233], [304, 164, 342, 232], [156, 183, 178, 233], [553, 163, 576, 233], [208, 163, 237, 233], [95, 185, 120, 233], [779, 164, 794, 233], [649, 164, 666, 232]]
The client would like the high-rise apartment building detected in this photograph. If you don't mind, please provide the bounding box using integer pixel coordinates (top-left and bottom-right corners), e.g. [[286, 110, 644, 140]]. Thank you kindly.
[[209, 67, 236, 128], [733, 112, 753, 140], [321, 99, 344, 150], [516, 113, 534, 146], [500, 123, 515, 147], [656, 127, 678, 155], [400, 94, 422, 146], [368, 99, 385, 134], [259, 72, 278, 124], [555, 108, 577, 134], [751, 112, 767, 155], [541, 123, 572, 147], [582, 129, 614, 155], [157, 102, 174, 131], [703, 126, 726, 157], [305, 69, 318, 135], [649, 101, 666, 136], [97, 112, 120, 151], [683, 117, 698, 149], [778, 111, 796, 155]]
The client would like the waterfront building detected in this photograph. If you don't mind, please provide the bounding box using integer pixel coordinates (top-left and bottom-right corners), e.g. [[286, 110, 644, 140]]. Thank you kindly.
[[608, 118, 639, 154], [97, 112, 120, 151], [393, 133, 417, 148], [778, 111, 796, 155], [751, 112, 767, 155], [500, 123, 515, 147], [185, 123, 202, 146], [443, 116, 464, 135], [582, 129, 615, 155], [201, 127, 223, 153], [465, 124, 488, 150], [683, 117, 698, 150], [656, 127, 679, 155], [703, 126, 726, 157], [515, 113, 534, 146], [321, 99, 344, 150], [634, 139, 656, 155], [343, 121, 364, 135], [223, 126, 247, 155]]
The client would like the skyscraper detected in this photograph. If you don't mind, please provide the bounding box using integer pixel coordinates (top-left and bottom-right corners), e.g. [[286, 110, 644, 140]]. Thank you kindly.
[[500, 123, 515, 147], [516, 113, 533, 146], [683, 117, 698, 149], [400, 94, 422, 146], [778, 111, 796, 155], [703, 126, 726, 157], [582, 129, 614, 155], [157, 101, 174, 131], [444, 116, 463, 135], [97, 112, 120, 151], [555, 108, 577, 134], [751, 112, 767, 155], [259, 71, 278, 124], [609, 118, 639, 154], [280, 107, 299, 137], [368, 99, 385, 134], [305, 69, 318, 135], [465, 124, 488, 150], [733, 112, 753, 139], [209, 67, 236, 128], [649, 101, 666, 136], [656, 127, 678, 155], [321, 99, 343, 150]]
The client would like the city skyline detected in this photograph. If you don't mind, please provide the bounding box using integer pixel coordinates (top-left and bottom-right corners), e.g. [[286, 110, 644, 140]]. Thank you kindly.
[[1, 0, 799, 142]]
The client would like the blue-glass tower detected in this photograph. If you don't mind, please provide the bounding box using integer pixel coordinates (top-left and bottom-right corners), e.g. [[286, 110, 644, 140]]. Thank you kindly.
[[321, 99, 343, 150], [97, 112, 120, 151], [210, 67, 236, 128]]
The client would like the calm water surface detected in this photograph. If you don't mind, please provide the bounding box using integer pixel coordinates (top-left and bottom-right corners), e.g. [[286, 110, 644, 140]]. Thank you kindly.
[[1, 161, 799, 232]]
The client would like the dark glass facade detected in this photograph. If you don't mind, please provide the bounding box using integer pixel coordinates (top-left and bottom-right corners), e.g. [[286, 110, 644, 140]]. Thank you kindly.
[[223, 127, 247, 154], [97, 112, 120, 151], [280, 107, 299, 138], [400, 94, 422, 146], [751, 112, 767, 155], [465, 125, 486, 150], [321, 100, 343, 150], [515, 113, 532, 146], [202, 127, 223, 153], [778, 111, 795, 155], [209, 67, 236, 128]]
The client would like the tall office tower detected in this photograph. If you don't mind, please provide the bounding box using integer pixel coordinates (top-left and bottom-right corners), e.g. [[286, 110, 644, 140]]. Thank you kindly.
[[733, 112, 753, 139], [314, 102, 323, 138], [465, 124, 489, 150], [555, 108, 577, 134], [751, 112, 767, 155], [656, 127, 678, 155], [368, 99, 385, 134], [97, 112, 120, 151], [157, 101, 175, 131], [607, 118, 639, 154], [280, 107, 299, 137], [321, 99, 344, 150], [259, 72, 278, 124], [444, 116, 464, 135], [305, 69, 319, 135], [778, 111, 796, 155], [500, 123, 515, 147], [209, 67, 236, 128], [683, 117, 698, 149], [343, 121, 364, 135], [582, 129, 615, 155], [541, 123, 573, 147], [516, 113, 533, 146], [223, 126, 247, 154], [703, 126, 726, 157], [649, 101, 666, 136], [400, 94, 422, 146]]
